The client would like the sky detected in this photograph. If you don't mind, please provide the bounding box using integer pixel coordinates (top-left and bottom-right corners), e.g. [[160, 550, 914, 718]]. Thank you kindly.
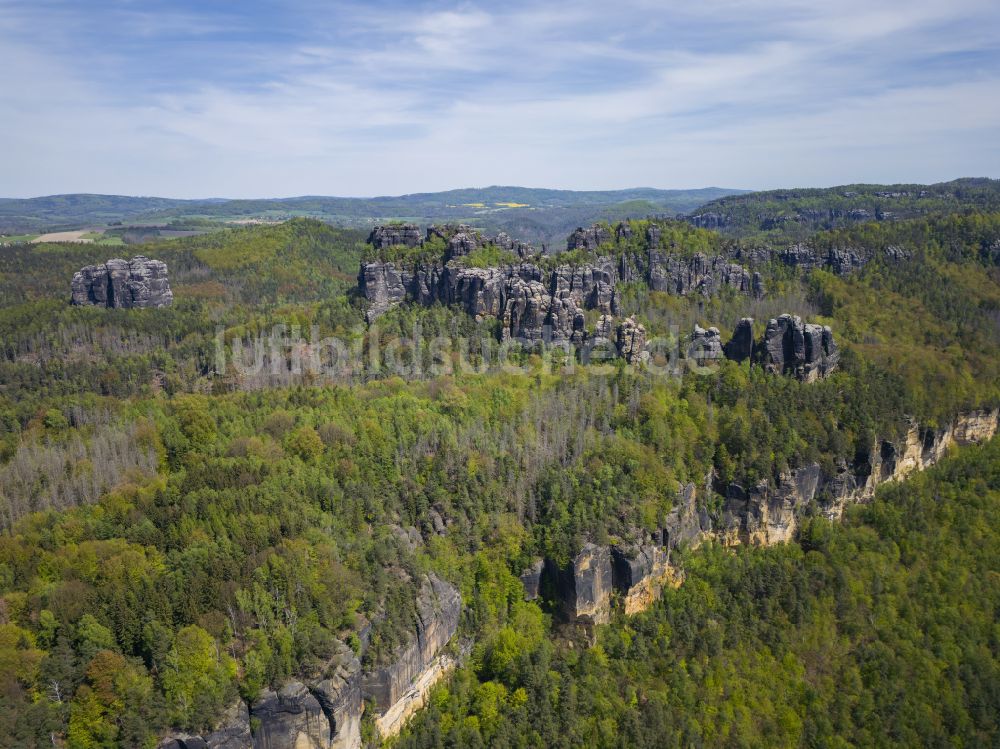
[[1, 0, 999, 198]]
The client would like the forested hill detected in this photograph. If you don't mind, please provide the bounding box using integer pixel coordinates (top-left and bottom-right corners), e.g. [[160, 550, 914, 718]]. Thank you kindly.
[[0, 204, 999, 747], [7, 179, 1000, 249], [398, 437, 1000, 747], [687, 177, 1000, 241], [0, 187, 744, 247]]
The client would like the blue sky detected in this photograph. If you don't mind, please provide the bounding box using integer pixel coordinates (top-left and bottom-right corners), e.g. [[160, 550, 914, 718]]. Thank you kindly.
[[2, 0, 999, 197]]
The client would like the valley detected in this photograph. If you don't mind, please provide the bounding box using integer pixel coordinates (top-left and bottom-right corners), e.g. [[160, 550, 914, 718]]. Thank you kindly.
[[1, 181, 999, 748]]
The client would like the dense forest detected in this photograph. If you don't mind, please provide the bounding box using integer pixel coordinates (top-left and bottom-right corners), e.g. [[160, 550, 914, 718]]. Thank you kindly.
[[0, 189, 999, 747], [398, 436, 1000, 747]]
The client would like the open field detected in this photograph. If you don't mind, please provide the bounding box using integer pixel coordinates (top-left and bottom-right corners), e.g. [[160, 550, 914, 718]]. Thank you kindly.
[[0, 234, 38, 244], [32, 229, 92, 243], [30, 228, 124, 246]]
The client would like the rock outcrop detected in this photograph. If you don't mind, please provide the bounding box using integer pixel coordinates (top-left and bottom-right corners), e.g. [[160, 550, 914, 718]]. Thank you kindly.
[[689, 325, 724, 365], [251, 682, 329, 749], [543, 408, 999, 621], [723, 318, 755, 362], [358, 262, 408, 322], [368, 224, 422, 250], [359, 220, 906, 364], [159, 699, 252, 749], [611, 541, 682, 616], [362, 574, 461, 737], [758, 314, 839, 382], [162, 642, 361, 749], [552, 259, 620, 314], [520, 559, 545, 601], [709, 409, 998, 543], [71, 256, 173, 308], [682, 316, 839, 380], [309, 641, 363, 749], [551, 543, 614, 626], [616, 317, 647, 365], [663, 483, 711, 551], [567, 225, 612, 251], [647, 252, 760, 297]]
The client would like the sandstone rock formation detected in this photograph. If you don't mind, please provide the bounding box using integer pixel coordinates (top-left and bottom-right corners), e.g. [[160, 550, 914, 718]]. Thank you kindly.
[[683, 317, 838, 381], [689, 325, 724, 365], [538, 408, 999, 623], [520, 559, 545, 601], [616, 317, 646, 365], [158, 699, 252, 749], [611, 541, 682, 616], [723, 318, 755, 362], [551, 543, 613, 625], [663, 482, 711, 551], [758, 314, 839, 382], [567, 225, 612, 251], [647, 251, 760, 297], [71, 256, 173, 308], [368, 224, 422, 250], [309, 641, 363, 749], [251, 682, 329, 749], [552, 259, 620, 314], [362, 574, 461, 720], [359, 220, 908, 363], [358, 262, 407, 322]]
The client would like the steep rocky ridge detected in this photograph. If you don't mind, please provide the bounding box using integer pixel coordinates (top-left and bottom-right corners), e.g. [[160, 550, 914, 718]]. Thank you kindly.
[[160, 576, 459, 749], [682, 316, 840, 382], [757, 314, 840, 382], [685, 178, 1000, 239], [361, 574, 461, 739], [359, 219, 909, 353], [544, 409, 999, 623]]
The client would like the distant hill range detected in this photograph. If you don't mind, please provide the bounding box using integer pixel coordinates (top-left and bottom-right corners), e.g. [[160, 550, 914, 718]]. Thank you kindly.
[[688, 177, 1000, 241], [0, 186, 744, 248], [3, 179, 999, 246]]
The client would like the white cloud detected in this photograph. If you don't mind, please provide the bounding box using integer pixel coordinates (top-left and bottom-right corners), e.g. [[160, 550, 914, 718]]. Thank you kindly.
[[0, 0, 998, 197]]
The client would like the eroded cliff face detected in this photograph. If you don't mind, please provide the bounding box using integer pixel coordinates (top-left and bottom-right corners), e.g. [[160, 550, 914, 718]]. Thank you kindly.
[[358, 221, 771, 337], [550, 543, 614, 626], [612, 542, 683, 616], [310, 642, 363, 749], [683, 316, 840, 381], [547, 409, 999, 620], [358, 221, 882, 373], [362, 574, 461, 740], [159, 699, 252, 749], [71, 256, 173, 308], [251, 682, 330, 749], [708, 410, 999, 546], [647, 251, 763, 297], [158, 575, 460, 749], [758, 314, 839, 382]]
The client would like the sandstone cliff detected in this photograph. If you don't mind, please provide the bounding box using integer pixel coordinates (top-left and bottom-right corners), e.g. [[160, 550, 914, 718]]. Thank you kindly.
[[358, 219, 904, 362], [160, 639, 361, 749], [158, 574, 460, 749], [685, 316, 839, 381], [545, 409, 998, 620], [362, 574, 461, 739], [159, 699, 252, 749], [71, 256, 173, 308], [549, 543, 613, 626], [758, 314, 840, 382]]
